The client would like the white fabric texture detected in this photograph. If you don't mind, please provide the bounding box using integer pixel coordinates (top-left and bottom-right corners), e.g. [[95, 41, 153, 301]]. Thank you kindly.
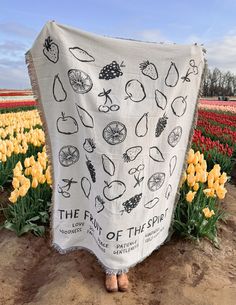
[[26, 21, 205, 271]]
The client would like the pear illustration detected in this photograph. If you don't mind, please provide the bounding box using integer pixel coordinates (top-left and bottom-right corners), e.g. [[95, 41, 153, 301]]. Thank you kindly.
[[53, 74, 67, 102], [155, 89, 167, 110], [135, 113, 148, 137], [165, 62, 179, 87], [125, 79, 146, 102]]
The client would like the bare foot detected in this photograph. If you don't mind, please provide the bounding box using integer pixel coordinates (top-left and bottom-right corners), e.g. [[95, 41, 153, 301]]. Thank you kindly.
[[117, 273, 129, 292], [105, 274, 118, 292]]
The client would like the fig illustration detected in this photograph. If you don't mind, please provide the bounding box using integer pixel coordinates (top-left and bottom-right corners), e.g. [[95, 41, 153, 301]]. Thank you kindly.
[[125, 79, 146, 102], [103, 180, 126, 201]]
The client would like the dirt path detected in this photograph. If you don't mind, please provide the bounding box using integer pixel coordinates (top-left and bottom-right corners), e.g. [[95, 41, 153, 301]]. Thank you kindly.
[[0, 184, 236, 305]]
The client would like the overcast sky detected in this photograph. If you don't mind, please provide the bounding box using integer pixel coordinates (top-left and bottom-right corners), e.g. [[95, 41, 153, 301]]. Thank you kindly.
[[1, 0, 236, 88]]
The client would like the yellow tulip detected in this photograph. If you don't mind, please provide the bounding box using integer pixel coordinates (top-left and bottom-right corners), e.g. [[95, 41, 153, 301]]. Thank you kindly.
[[187, 163, 195, 175], [219, 172, 227, 185], [18, 185, 29, 197], [208, 177, 214, 188], [38, 175, 46, 184], [15, 161, 23, 170], [12, 177, 20, 189], [186, 191, 196, 203], [216, 185, 227, 200], [9, 189, 19, 203], [187, 173, 196, 187], [201, 160, 207, 171], [213, 179, 220, 191], [24, 158, 31, 168], [13, 167, 22, 177], [24, 167, 31, 176], [13, 145, 20, 154], [29, 155, 35, 166], [193, 182, 199, 191], [203, 188, 215, 198], [199, 153, 204, 164], [1, 154, 7, 162], [180, 171, 187, 187], [193, 154, 199, 165], [31, 177, 39, 188], [202, 207, 215, 219], [187, 149, 195, 164]]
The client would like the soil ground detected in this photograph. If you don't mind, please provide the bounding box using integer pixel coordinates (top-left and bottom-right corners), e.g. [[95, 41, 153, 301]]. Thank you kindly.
[[0, 184, 236, 305]]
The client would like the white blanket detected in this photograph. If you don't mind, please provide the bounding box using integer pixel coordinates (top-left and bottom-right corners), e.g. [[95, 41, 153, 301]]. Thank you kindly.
[[26, 21, 205, 272]]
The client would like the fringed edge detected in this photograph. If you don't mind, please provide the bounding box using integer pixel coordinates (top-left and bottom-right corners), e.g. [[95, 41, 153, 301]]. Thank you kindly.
[[165, 50, 207, 243], [25, 47, 207, 274], [25, 50, 56, 250]]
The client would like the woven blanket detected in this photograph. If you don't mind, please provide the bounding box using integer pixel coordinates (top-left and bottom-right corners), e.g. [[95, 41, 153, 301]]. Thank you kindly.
[[26, 21, 205, 272]]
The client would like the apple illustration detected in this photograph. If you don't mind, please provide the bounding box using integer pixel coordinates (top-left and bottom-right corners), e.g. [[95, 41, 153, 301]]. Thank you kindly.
[[56, 112, 79, 135], [125, 79, 146, 102], [103, 180, 126, 201]]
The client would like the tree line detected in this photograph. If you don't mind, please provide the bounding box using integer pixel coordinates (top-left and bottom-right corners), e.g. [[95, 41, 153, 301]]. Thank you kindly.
[[202, 66, 236, 97]]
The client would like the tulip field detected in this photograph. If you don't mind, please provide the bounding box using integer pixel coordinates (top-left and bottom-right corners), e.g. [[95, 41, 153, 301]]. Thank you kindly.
[[0, 91, 235, 245]]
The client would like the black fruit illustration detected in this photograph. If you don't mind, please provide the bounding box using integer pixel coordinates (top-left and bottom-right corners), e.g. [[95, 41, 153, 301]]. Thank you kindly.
[[168, 126, 182, 147], [102, 154, 115, 176], [144, 197, 159, 209], [139, 61, 158, 80], [43, 36, 59, 63], [53, 74, 67, 102], [75, 103, 94, 128], [83, 138, 96, 153], [121, 193, 142, 214], [56, 112, 78, 135], [123, 146, 142, 162], [135, 113, 148, 137], [128, 164, 144, 188], [68, 69, 93, 93], [85, 155, 96, 183], [149, 146, 165, 162], [59, 145, 80, 167], [125, 79, 146, 102], [165, 62, 179, 87], [69, 47, 95, 62], [169, 155, 177, 176], [165, 184, 172, 199], [155, 89, 167, 110], [95, 195, 105, 213], [103, 121, 127, 145], [155, 113, 168, 137], [98, 88, 120, 113], [181, 59, 199, 82], [103, 180, 126, 201], [81, 177, 91, 198], [171, 96, 187, 117], [57, 178, 78, 198], [147, 172, 165, 192], [99, 61, 124, 80]]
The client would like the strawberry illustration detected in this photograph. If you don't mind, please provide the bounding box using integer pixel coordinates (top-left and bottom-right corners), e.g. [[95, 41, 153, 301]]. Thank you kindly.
[[139, 61, 158, 80], [43, 36, 59, 63]]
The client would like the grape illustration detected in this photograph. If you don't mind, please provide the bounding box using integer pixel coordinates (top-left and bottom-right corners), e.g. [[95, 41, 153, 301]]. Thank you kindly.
[[99, 61, 124, 80]]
